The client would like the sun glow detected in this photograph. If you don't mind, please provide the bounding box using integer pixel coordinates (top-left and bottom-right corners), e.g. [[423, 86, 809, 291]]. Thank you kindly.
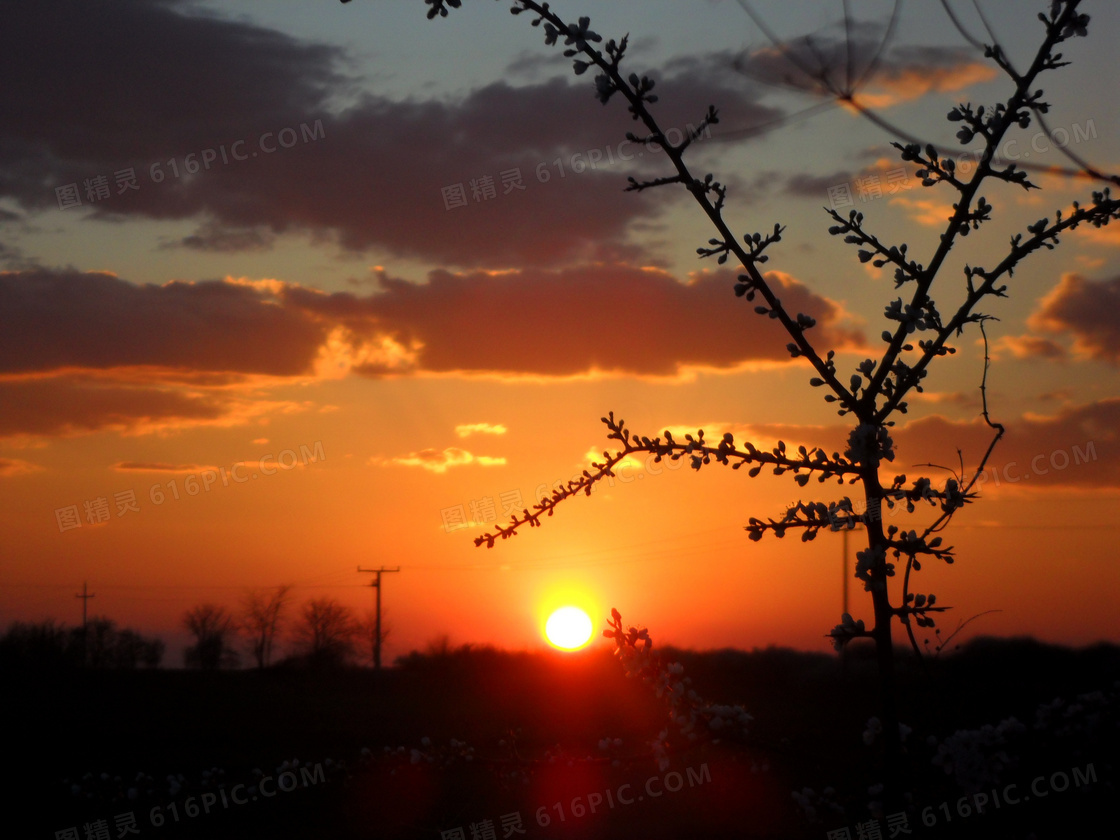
[[544, 606, 594, 650]]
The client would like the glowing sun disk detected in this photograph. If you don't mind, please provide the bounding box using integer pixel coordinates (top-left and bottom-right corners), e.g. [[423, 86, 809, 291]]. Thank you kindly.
[[545, 606, 593, 650]]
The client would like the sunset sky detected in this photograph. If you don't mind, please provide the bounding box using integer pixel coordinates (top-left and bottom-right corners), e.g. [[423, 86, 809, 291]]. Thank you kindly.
[[2, 0, 1118, 664]]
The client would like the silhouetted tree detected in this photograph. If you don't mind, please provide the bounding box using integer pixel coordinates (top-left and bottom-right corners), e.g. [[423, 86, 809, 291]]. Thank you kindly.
[[182, 604, 239, 670], [110, 628, 144, 669], [82, 617, 119, 669], [292, 597, 359, 668], [240, 585, 293, 669], [403, 0, 1119, 811]]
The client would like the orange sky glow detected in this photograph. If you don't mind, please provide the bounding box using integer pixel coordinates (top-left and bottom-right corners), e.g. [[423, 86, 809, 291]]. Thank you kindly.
[[2, 0, 1118, 664]]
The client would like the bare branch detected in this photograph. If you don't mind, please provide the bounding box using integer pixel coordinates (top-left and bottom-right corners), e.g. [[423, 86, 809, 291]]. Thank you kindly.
[[475, 413, 860, 548]]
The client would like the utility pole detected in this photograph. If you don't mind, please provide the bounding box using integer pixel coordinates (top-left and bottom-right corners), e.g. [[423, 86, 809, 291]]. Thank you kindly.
[[357, 567, 399, 670], [76, 581, 95, 630], [76, 581, 95, 667]]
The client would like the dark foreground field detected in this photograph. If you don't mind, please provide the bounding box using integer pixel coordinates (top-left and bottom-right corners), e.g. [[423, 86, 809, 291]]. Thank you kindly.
[[5, 637, 1117, 840]]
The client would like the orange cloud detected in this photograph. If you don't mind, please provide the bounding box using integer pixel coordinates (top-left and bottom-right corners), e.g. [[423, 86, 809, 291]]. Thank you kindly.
[[856, 62, 997, 109], [1029, 273, 1120, 364], [113, 462, 217, 473], [381, 447, 507, 474], [888, 196, 957, 227], [912, 391, 983, 409], [0, 457, 41, 477], [992, 334, 1066, 361], [455, 423, 508, 438], [1072, 225, 1120, 247]]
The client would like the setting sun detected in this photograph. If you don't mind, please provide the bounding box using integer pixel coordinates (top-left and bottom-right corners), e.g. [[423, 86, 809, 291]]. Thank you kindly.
[[544, 606, 594, 650]]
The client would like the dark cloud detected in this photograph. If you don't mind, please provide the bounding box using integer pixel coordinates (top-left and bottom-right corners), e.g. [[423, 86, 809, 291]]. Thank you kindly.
[[503, 50, 568, 80], [175, 224, 276, 253], [744, 159, 916, 206], [1, 1, 782, 268], [0, 238, 37, 271], [1, 264, 861, 383], [1, 0, 342, 199], [708, 398, 1118, 491], [0, 269, 327, 377], [282, 265, 865, 378], [1030, 273, 1120, 364], [733, 27, 993, 106], [0, 262, 862, 435], [895, 402, 1118, 490], [0, 377, 227, 438], [784, 171, 859, 199]]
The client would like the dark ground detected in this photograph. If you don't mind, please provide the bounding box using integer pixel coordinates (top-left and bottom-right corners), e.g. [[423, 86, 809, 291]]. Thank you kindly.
[[5, 636, 1117, 839]]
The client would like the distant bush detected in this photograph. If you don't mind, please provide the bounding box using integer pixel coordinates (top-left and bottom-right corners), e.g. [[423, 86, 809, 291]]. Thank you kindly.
[[394, 638, 502, 671]]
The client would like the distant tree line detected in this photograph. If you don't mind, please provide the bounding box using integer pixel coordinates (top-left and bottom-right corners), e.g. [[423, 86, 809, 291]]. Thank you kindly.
[[1, 588, 390, 671], [181, 589, 388, 671], [0, 617, 164, 670]]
